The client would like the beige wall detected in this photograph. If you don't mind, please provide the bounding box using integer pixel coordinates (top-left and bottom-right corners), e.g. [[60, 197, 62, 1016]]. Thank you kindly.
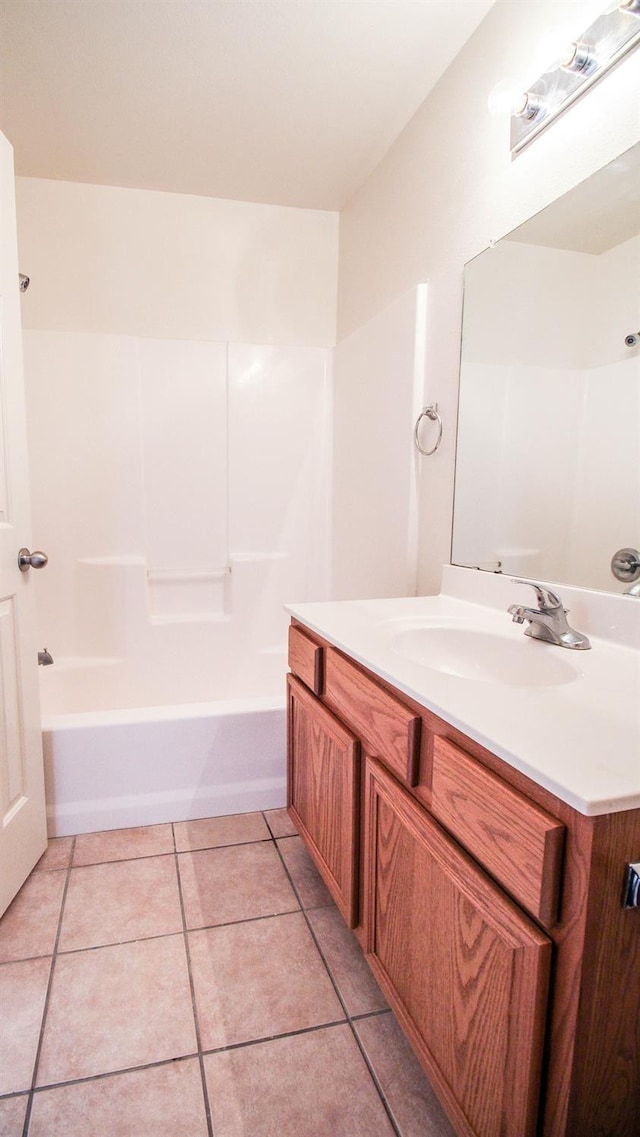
[[337, 0, 640, 593], [16, 177, 338, 347]]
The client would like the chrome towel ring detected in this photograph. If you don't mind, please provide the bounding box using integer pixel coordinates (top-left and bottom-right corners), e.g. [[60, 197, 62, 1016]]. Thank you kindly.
[[414, 403, 443, 456]]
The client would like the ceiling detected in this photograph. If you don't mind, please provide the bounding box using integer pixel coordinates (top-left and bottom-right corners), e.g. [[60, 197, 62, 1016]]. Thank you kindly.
[[0, 0, 495, 210]]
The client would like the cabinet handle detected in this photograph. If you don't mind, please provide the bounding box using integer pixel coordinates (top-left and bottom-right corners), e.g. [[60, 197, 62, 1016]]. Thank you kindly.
[[622, 862, 640, 908]]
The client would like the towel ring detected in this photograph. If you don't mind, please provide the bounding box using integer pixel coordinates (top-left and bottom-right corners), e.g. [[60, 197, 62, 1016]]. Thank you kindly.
[[414, 403, 443, 456]]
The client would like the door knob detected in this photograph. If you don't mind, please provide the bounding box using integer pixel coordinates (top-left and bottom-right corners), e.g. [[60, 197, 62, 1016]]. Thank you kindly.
[[18, 547, 49, 572]]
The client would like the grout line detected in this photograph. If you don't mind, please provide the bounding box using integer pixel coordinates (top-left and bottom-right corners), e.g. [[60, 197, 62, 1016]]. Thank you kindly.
[[14, 905, 313, 965], [175, 837, 273, 855], [60, 835, 284, 877], [68, 849, 177, 869], [28, 1052, 201, 1095], [272, 828, 403, 1137], [0, 1090, 29, 1103], [173, 838, 215, 1137], [202, 1018, 349, 1057], [350, 1007, 392, 1022], [21, 835, 76, 1137]]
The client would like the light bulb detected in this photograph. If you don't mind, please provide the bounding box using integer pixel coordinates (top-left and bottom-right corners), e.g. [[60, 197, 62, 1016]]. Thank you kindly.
[[488, 79, 526, 116], [532, 26, 569, 72]]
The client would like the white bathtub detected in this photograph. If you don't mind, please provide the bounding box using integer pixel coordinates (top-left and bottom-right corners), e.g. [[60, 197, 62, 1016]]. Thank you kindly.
[[41, 657, 287, 837]]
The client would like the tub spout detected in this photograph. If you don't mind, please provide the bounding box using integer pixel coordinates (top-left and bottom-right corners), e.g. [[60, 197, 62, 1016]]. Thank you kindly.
[[38, 648, 54, 666]]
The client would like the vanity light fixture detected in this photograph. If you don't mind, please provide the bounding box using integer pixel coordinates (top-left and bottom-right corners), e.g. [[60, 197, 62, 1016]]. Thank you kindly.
[[508, 0, 640, 153]]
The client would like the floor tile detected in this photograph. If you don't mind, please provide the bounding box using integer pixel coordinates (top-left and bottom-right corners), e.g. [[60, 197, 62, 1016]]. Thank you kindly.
[[35, 837, 74, 872], [29, 1057, 208, 1137], [73, 824, 174, 866], [204, 1023, 396, 1137], [174, 811, 270, 852], [264, 808, 298, 838], [0, 957, 51, 1094], [307, 906, 387, 1016], [355, 1012, 456, 1137], [178, 842, 298, 929], [58, 855, 183, 951], [276, 835, 333, 908], [0, 870, 66, 963], [0, 1095, 28, 1137], [189, 911, 343, 1049], [37, 935, 197, 1085]]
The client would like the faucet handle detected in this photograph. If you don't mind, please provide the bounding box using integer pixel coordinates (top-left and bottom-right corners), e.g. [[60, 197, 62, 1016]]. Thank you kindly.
[[507, 604, 526, 624], [511, 578, 563, 610]]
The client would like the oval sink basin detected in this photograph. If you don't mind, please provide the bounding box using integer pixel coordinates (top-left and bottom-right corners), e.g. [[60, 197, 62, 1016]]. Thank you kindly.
[[390, 626, 580, 687]]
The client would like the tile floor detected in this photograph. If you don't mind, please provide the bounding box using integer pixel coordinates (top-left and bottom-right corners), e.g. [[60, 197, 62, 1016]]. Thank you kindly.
[[0, 809, 455, 1137]]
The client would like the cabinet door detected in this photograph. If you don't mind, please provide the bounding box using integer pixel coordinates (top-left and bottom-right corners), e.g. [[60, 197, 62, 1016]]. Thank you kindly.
[[287, 674, 360, 926], [363, 758, 551, 1137]]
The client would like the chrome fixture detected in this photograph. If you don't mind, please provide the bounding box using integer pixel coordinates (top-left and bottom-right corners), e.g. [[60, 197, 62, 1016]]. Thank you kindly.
[[622, 862, 640, 908], [625, 331, 640, 346], [18, 547, 48, 572], [19, 273, 29, 292], [38, 649, 54, 666], [414, 404, 443, 456], [560, 41, 599, 75], [507, 579, 591, 650], [508, 1, 640, 153], [611, 547, 640, 595], [513, 91, 546, 121]]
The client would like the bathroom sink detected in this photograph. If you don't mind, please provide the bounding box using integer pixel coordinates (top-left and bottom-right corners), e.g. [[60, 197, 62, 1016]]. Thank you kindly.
[[390, 626, 580, 687]]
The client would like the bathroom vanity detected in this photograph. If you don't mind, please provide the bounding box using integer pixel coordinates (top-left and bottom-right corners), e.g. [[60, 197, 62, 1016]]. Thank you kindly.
[[285, 574, 640, 1137]]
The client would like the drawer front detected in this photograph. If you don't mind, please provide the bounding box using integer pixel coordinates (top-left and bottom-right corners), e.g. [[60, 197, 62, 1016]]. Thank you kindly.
[[288, 624, 323, 695], [430, 736, 564, 927], [324, 647, 420, 787]]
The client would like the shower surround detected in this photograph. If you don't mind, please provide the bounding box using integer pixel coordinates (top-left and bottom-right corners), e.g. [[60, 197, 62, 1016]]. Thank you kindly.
[[22, 331, 332, 834]]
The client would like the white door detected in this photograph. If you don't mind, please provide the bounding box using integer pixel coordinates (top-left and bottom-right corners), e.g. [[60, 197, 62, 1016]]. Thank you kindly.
[[0, 130, 47, 916]]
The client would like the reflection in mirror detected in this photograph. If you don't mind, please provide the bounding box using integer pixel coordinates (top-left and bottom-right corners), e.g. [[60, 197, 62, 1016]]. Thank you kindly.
[[452, 142, 640, 595]]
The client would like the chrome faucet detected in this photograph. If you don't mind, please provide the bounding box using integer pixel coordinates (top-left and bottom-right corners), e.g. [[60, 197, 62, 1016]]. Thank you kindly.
[[507, 579, 591, 650]]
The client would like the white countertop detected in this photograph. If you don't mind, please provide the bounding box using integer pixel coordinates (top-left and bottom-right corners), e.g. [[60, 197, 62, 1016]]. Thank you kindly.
[[286, 567, 640, 816]]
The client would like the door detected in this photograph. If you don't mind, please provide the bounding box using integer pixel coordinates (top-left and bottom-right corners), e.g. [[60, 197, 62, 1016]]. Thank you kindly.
[[0, 130, 47, 916], [363, 757, 551, 1137], [287, 674, 360, 926]]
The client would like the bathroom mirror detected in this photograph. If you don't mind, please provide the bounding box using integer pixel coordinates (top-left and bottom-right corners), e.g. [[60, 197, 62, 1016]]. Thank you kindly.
[[452, 141, 640, 594]]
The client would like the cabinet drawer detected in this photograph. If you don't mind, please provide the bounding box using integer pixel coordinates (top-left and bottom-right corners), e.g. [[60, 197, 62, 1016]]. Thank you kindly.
[[324, 648, 420, 787], [430, 736, 564, 927], [288, 625, 323, 695]]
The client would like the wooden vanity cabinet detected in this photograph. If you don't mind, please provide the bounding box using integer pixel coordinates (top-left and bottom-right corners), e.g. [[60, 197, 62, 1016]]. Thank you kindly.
[[364, 757, 550, 1137], [286, 620, 640, 1137]]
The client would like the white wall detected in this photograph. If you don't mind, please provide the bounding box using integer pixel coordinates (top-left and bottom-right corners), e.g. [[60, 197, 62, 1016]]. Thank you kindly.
[[336, 0, 640, 594], [331, 285, 426, 599], [18, 181, 337, 691], [16, 177, 338, 345]]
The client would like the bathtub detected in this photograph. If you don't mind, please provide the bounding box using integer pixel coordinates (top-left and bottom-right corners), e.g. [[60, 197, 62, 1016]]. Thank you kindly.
[[41, 656, 287, 837]]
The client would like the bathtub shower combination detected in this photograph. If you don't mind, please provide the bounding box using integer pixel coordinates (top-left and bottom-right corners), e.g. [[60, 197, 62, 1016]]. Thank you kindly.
[[24, 332, 332, 836]]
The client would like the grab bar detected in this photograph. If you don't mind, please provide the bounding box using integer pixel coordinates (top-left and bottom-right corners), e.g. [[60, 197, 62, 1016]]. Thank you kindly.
[[147, 566, 231, 582]]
